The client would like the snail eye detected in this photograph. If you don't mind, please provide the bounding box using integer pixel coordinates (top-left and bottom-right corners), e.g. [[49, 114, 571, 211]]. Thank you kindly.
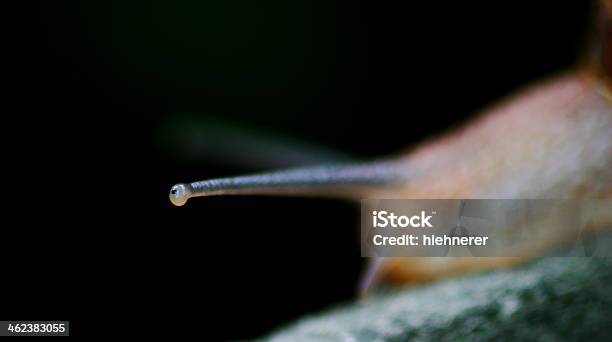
[[169, 184, 191, 207]]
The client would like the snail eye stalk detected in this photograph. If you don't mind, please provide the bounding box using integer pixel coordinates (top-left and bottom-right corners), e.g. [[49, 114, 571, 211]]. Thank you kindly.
[[169, 161, 409, 206]]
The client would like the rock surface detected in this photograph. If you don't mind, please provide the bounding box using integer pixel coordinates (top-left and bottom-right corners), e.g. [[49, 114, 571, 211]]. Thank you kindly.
[[256, 257, 612, 341]]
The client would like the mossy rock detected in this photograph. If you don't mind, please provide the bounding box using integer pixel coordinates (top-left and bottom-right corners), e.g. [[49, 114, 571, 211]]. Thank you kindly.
[[256, 256, 612, 341]]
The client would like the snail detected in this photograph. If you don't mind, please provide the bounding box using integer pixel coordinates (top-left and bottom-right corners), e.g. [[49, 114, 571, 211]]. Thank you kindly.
[[170, 0, 612, 291]]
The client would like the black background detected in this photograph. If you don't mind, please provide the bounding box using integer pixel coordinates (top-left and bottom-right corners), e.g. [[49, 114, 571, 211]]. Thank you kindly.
[[6, 0, 592, 339]]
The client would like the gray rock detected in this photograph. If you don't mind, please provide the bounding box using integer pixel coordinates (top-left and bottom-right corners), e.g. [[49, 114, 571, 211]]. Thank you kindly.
[[256, 257, 612, 341]]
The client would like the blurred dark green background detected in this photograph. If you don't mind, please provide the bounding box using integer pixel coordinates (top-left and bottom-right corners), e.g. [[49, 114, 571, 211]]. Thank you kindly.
[[38, 1, 591, 156]]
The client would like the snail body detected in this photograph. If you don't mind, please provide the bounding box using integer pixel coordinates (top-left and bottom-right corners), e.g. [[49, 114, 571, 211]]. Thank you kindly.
[[171, 70, 612, 288], [170, 2, 612, 289]]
